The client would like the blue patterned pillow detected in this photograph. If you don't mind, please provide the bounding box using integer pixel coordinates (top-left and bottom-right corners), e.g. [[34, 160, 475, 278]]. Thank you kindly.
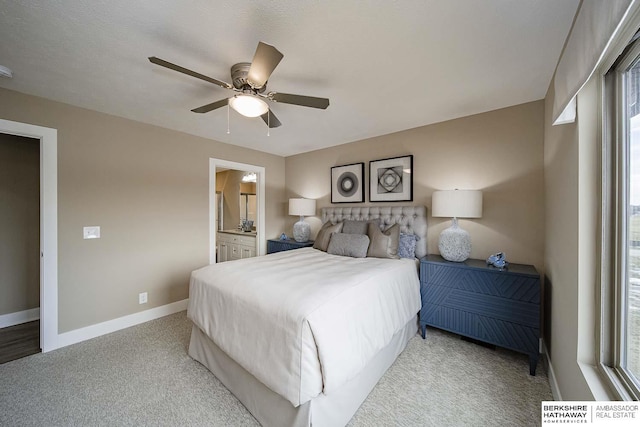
[[398, 233, 418, 259]]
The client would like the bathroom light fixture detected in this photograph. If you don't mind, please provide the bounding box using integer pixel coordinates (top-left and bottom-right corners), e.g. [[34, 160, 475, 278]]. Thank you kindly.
[[432, 189, 483, 262], [229, 94, 269, 118], [241, 172, 257, 183], [0, 65, 13, 78]]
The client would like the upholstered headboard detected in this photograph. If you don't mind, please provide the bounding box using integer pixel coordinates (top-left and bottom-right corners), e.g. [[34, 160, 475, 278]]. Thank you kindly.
[[321, 205, 428, 258]]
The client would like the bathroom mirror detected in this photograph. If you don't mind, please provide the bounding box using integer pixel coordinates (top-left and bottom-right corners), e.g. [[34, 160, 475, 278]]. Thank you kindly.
[[215, 169, 257, 232], [240, 192, 256, 228]]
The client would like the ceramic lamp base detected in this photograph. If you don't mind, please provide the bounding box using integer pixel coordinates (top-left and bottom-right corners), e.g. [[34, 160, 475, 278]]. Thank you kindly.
[[293, 217, 310, 242], [438, 218, 471, 262]]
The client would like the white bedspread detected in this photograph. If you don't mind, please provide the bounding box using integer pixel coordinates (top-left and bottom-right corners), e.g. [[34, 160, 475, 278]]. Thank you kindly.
[[187, 247, 420, 407]]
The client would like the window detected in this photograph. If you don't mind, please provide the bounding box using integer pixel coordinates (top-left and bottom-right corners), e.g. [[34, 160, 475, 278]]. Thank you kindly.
[[623, 56, 640, 391], [603, 39, 640, 399], [626, 58, 640, 388]]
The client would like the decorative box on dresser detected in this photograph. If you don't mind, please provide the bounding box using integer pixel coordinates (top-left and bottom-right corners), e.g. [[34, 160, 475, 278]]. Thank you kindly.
[[419, 255, 541, 375], [267, 238, 314, 254]]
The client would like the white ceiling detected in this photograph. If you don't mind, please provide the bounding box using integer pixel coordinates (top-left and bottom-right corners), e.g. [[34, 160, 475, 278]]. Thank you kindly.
[[0, 0, 579, 157]]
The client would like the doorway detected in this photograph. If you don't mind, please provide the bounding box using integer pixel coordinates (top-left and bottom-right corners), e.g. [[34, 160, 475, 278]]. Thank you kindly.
[[209, 158, 265, 264], [0, 134, 40, 363], [0, 119, 58, 353]]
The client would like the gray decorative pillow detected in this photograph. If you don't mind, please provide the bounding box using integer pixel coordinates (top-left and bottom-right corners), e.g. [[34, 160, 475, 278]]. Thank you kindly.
[[367, 223, 400, 259], [313, 222, 344, 252], [326, 233, 370, 258], [342, 219, 380, 235], [398, 233, 418, 259]]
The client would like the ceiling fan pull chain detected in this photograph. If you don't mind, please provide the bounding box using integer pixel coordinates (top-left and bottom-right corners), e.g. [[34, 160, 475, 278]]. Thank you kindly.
[[227, 102, 230, 134], [267, 109, 270, 137]]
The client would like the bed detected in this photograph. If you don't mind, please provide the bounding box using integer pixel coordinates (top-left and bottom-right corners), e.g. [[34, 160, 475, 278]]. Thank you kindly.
[[187, 205, 428, 426]]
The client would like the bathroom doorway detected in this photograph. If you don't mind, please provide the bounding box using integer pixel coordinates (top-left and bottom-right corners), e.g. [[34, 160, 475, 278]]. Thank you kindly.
[[209, 159, 265, 264]]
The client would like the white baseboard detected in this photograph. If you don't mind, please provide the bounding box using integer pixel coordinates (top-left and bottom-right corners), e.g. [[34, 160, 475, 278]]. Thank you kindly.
[[54, 299, 189, 351], [0, 307, 40, 328], [542, 340, 563, 401]]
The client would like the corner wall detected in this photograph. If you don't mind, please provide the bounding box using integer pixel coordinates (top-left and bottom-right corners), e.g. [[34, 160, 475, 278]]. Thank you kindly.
[[0, 87, 286, 333], [285, 101, 546, 272]]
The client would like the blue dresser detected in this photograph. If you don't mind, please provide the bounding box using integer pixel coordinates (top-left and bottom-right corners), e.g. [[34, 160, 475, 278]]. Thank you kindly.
[[267, 238, 314, 254], [419, 255, 541, 375]]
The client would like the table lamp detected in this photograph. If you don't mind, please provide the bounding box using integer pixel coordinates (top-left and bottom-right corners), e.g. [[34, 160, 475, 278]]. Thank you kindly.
[[289, 198, 316, 242], [432, 189, 483, 262]]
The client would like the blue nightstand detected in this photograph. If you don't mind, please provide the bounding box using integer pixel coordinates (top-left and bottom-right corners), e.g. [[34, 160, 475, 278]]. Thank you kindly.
[[267, 238, 314, 254], [419, 255, 541, 375]]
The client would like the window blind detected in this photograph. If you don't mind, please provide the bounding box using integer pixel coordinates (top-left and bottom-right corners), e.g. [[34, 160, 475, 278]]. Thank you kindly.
[[552, 0, 634, 125]]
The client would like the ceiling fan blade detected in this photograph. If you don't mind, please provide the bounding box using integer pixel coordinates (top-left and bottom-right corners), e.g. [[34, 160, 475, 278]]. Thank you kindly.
[[247, 42, 284, 89], [191, 98, 228, 113], [269, 92, 330, 109], [149, 57, 232, 90], [261, 110, 282, 128]]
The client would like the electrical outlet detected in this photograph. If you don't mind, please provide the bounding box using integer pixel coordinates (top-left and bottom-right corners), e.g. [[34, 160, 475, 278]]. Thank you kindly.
[[138, 292, 148, 304]]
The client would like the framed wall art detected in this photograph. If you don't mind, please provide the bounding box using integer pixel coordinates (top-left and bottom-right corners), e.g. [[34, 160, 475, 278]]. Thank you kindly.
[[331, 162, 365, 203], [369, 155, 413, 202]]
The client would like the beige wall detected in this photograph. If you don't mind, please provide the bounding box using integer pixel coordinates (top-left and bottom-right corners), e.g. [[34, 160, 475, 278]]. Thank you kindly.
[[0, 87, 286, 333], [0, 134, 40, 315], [285, 101, 546, 272], [240, 182, 256, 194]]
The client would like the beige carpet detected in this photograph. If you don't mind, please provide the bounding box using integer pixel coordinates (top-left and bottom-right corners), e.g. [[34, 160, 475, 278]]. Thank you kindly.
[[0, 311, 552, 426]]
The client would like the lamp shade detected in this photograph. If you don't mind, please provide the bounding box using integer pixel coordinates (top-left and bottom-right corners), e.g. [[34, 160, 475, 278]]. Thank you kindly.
[[289, 198, 316, 216], [432, 190, 482, 219]]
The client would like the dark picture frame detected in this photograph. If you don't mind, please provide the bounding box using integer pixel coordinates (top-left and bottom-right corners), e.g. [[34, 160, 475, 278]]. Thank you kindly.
[[331, 162, 365, 203], [369, 155, 413, 202]]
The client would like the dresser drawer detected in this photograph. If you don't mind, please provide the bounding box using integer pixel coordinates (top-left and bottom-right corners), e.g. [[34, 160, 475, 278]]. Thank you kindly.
[[223, 234, 255, 246], [420, 263, 540, 303], [423, 303, 539, 354], [421, 284, 540, 328]]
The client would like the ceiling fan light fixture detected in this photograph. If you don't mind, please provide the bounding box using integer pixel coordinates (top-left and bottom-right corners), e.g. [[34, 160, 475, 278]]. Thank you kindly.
[[229, 94, 269, 118]]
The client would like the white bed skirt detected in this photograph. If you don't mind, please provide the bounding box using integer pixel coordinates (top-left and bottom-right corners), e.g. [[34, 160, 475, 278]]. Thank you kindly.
[[188, 315, 418, 427]]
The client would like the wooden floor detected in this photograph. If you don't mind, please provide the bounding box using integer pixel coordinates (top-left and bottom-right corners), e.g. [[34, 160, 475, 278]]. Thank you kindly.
[[0, 320, 40, 364]]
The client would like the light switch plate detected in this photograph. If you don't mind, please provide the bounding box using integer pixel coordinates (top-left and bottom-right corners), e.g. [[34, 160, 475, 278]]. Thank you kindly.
[[83, 226, 100, 239]]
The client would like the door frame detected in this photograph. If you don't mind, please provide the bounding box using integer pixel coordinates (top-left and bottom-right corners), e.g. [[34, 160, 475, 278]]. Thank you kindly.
[[209, 158, 266, 263], [0, 119, 58, 352]]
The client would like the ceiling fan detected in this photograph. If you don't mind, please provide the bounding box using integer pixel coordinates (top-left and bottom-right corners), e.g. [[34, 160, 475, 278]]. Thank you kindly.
[[149, 42, 330, 128]]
